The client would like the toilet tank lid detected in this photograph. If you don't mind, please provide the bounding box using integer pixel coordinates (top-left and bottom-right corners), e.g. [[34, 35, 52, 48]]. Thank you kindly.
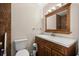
[[14, 39, 28, 42]]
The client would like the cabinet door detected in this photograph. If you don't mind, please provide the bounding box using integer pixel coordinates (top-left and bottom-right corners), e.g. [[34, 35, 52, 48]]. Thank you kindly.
[[44, 46, 51, 56], [37, 44, 45, 56], [52, 50, 63, 56]]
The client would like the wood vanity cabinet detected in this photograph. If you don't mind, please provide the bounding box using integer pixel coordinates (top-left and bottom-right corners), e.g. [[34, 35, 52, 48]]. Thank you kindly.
[[35, 37, 78, 56]]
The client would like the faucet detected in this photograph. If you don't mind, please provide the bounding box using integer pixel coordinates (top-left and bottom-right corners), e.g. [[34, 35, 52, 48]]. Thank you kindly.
[[50, 33, 56, 36]]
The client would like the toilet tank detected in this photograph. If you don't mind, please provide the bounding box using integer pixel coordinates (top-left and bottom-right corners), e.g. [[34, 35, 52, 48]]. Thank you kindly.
[[14, 39, 28, 51]]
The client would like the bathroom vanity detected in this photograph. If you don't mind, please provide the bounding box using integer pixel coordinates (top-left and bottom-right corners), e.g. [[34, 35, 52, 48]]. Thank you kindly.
[[35, 35, 78, 56]]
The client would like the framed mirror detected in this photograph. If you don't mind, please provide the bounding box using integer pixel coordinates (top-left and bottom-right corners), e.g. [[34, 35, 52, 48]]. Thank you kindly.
[[45, 3, 71, 34]]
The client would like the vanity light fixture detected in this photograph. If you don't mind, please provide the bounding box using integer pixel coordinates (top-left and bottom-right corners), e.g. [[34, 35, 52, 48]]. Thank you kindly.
[[51, 7, 56, 10], [47, 3, 66, 13], [63, 3, 67, 5], [48, 9, 52, 13], [56, 3, 62, 7]]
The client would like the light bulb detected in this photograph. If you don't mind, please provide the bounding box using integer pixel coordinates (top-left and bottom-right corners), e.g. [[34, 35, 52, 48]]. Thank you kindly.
[[56, 3, 62, 7], [51, 7, 56, 10], [48, 9, 52, 13], [63, 3, 67, 5]]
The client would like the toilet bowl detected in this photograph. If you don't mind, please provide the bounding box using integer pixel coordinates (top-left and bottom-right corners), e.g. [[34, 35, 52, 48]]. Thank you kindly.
[[16, 49, 29, 56], [14, 39, 29, 56]]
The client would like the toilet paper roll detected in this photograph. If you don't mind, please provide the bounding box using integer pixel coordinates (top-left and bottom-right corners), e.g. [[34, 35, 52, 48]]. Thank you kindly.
[[32, 43, 38, 51]]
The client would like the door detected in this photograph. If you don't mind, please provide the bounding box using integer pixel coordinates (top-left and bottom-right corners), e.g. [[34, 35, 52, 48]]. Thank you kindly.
[[0, 3, 11, 56]]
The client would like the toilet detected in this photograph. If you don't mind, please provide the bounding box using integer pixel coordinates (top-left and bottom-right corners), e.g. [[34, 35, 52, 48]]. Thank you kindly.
[[14, 39, 29, 56]]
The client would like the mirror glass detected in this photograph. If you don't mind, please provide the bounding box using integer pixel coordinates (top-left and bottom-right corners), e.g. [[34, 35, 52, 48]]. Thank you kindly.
[[47, 15, 56, 29], [46, 10, 68, 31]]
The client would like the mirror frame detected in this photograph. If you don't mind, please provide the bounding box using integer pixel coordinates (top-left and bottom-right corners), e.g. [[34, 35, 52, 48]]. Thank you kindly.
[[45, 3, 71, 34]]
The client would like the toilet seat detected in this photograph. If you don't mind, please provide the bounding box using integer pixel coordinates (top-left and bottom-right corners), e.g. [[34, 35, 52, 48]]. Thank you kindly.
[[16, 49, 29, 56]]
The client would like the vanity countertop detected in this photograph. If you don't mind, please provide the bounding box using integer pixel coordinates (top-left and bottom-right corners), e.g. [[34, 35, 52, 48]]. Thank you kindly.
[[36, 35, 77, 48]]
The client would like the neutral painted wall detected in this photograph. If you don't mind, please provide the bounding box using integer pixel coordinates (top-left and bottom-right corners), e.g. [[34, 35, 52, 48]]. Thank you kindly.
[[11, 3, 44, 55]]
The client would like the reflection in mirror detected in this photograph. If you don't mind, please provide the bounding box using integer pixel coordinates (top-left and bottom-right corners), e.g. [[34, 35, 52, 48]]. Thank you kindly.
[[45, 3, 71, 34], [56, 10, 67, 31], [47, 15, 56, 29], [47, 10, 68, 31]]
